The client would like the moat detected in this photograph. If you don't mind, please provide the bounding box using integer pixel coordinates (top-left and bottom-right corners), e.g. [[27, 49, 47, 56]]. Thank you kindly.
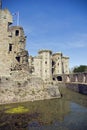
[[0, 87, 87, 130]]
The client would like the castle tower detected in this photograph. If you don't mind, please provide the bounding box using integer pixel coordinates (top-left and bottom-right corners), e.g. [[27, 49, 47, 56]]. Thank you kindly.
[[33, 56, 42, 77], [9, 26, 26, 52], [62, 56, 69, 74], [0, 5, 29, 76], [0, 8, 13, 76], [52, 52, 63, 75], [38, 50, 52, 81], [8, 26, 28, 71]]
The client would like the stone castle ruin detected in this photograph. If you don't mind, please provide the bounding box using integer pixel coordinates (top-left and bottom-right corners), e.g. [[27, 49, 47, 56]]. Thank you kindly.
[[0, 1, 69, 81], [29, 50, 69, 82], [0, 8, 29, 76], [0, 2, 69, 104]]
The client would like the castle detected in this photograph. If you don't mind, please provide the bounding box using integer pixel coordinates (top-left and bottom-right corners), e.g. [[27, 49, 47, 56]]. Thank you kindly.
[[1, 1, 87, 105], [0, 1, 69, 82], [0, 1, 70, 104], [29, 51, 69, 81]]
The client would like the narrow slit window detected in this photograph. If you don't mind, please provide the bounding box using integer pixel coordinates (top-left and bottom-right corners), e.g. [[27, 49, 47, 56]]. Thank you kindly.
[[9, 44, 12, 51], [45, 61, 47, 64]]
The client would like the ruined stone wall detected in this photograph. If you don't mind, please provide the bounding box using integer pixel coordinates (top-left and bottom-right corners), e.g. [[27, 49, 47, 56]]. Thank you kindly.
[[8, 26, 28, 71], [0, 8, 29, 75], [9, 26, 26, 52], [33, 56, 42, 77], [65, 82, 87, 95], [0, 9, 13, 76], [63, 73, 87, 83], [0, 5, 61, 104], [0, 75, 61, 104]]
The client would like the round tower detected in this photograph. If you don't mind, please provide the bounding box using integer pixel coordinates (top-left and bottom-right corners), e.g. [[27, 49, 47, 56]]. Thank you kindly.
[[38, 50, 52, 82]]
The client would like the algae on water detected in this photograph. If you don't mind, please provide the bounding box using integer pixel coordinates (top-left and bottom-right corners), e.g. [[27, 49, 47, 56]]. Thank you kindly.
[[5, 106, 29, 114]]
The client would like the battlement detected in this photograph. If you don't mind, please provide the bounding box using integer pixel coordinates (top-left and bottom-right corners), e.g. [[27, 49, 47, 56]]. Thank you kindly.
[[52, 52, 62, 56], [38, 49, 52, 55]]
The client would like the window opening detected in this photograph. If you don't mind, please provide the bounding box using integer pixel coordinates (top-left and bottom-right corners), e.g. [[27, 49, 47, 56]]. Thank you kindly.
[[57, 76, 62, 81], [16, 56, 20, 62], [15, 30, 19, 36], [45, 61, 47, 64], [9, 44, 12, 51], [52, 61, 55, 66], [53, 77, 55, 81], [45, 70, 47, 72]]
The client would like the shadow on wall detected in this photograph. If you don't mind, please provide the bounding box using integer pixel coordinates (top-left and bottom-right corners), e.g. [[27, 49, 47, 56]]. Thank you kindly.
[[66, 83, 87, 95], [52, 76, 62, 81]]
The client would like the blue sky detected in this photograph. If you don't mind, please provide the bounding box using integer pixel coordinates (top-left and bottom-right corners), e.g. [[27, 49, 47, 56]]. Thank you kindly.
[[2, 0, 87, 68]]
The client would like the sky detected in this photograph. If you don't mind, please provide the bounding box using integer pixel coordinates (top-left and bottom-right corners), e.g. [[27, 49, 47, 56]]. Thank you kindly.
[[2, 0, 87, 69]]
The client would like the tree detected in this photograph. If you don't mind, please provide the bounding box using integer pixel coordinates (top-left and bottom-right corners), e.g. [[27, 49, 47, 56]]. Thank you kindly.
[[73, 65, 87, 73]]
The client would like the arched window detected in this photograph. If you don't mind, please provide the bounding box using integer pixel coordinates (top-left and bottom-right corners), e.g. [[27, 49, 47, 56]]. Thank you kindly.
[[57, 76, 62, 81], [83, 74, 86, 83], [67, 75, 70, 82]]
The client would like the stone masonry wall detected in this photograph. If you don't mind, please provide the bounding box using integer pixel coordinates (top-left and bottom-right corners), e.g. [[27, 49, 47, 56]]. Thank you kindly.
[[63, 73, 87, 83], [0, 73, 61, 104], [0, 9, 13, 76]]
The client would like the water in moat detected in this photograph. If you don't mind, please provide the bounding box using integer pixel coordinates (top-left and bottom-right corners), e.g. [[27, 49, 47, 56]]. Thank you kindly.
[[0, 87, 87, 130]]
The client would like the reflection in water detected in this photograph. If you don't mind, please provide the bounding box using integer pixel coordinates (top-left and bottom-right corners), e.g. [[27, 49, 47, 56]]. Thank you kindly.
[[0, 87, 87, 130]]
